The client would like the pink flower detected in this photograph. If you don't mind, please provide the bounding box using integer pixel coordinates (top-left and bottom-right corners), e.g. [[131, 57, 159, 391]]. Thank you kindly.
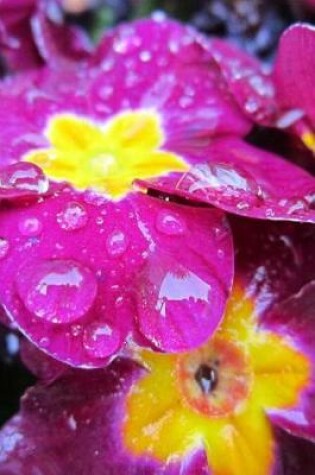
[[0, 17, 249, 367]]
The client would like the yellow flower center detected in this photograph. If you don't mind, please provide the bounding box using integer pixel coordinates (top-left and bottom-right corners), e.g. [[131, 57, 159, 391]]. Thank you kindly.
[[23, 110, 188, 200], [123, 286, 311, 475]]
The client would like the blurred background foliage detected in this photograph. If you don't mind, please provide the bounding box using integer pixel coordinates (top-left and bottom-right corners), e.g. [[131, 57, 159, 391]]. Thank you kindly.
[[62, 0, 314, 59]]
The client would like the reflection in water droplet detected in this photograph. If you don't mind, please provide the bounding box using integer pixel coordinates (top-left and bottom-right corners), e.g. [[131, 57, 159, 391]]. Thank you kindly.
[[137, 255, 214, 351], [106, 230, 129, 257], [16, 259, 97, 324], [0, 238, 10, 259], [0, 163, 49, 194], [18, 217, 43, 237], [156, 210, 187, 236], [83, 322, 120, 358], [57, 202, 88, 231], [285, 198, 309, 215]]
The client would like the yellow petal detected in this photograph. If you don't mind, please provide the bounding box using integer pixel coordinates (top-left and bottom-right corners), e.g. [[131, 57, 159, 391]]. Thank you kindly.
[[204, 400, 274, 475], [103, 110, 163, 150], [47, 114, 104, 152], [251, 332, 310, 408]]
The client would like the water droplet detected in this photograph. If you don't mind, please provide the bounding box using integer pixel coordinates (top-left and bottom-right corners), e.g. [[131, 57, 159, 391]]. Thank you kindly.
[[16, 259, 98, 324], [106, 230, 129, 257], [156, 210, 187, 236], [0, 163, 49, 194], [139, 50, 151, 62], [138, 257, 212, 346], [18, 217, 43, 237], [0, 238, 10, 259], [83, 322, 121, 358], [245, 97, 259, 114], [177, 163, 262, 204], [57, 202, 88, 231], [71, 324, 82, 336]]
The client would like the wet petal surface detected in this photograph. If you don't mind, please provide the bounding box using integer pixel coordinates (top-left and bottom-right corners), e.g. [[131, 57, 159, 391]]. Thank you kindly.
[[141, 138, 315, 223], [0, 190, 233, 366]]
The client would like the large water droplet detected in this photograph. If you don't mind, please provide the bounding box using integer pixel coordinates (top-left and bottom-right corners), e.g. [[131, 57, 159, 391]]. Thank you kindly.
[[18, 217, 43, 237], [0, 163, 49, 195], [57, 202, 88, 231], [83, 322, 121, 358], [16, 259, 97, 324], [156, 210, 187, 236], [137, 255, 214, 351], [177, 162, 262, 204], [0, 238, 10, 259], [106, 230, 129, 257]]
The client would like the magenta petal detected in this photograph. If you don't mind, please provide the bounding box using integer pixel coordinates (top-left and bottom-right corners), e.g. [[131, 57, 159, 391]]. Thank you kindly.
[[274, 24, 315, 129], [208, 38, 277, 125], [0, 0, 91, 72], [20, 338, 68, 383], [142, 138, 315, 223], [30, 2, 92, 65], [0, 360, 208, 474], [88, 18, 251, 137], [0, 191, 233, 366], [0, 0, 41, 71]]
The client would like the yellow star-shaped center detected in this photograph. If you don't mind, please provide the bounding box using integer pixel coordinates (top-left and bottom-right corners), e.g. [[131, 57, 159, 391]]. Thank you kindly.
[[23, 110, 188, 200]]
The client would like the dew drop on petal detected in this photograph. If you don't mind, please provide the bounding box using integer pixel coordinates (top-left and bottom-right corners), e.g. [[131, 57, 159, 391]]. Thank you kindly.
[[177, 162, 262, 204], [106, 230, 129, 257], [137, 256, 214, 351], [0, 163, 49, 194], [83, 322, 121, 358], [0, 238, 10, 259], [16, 259, 98, 324], [156, 210, 187, 236], [18, 217, 43, 237], [139, 50, 152, 62], [57, 202, 88, 231]]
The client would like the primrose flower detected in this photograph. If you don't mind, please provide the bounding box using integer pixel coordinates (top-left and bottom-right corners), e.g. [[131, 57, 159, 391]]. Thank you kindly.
[[273, 24, 315, 155], [0, 219, 314, 475], [0, 0, 91, 72], [0, 17, 253, 367]]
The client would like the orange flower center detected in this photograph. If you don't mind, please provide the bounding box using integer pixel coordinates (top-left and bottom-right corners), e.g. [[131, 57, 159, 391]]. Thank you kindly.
[[177, 337, 252, 417]]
